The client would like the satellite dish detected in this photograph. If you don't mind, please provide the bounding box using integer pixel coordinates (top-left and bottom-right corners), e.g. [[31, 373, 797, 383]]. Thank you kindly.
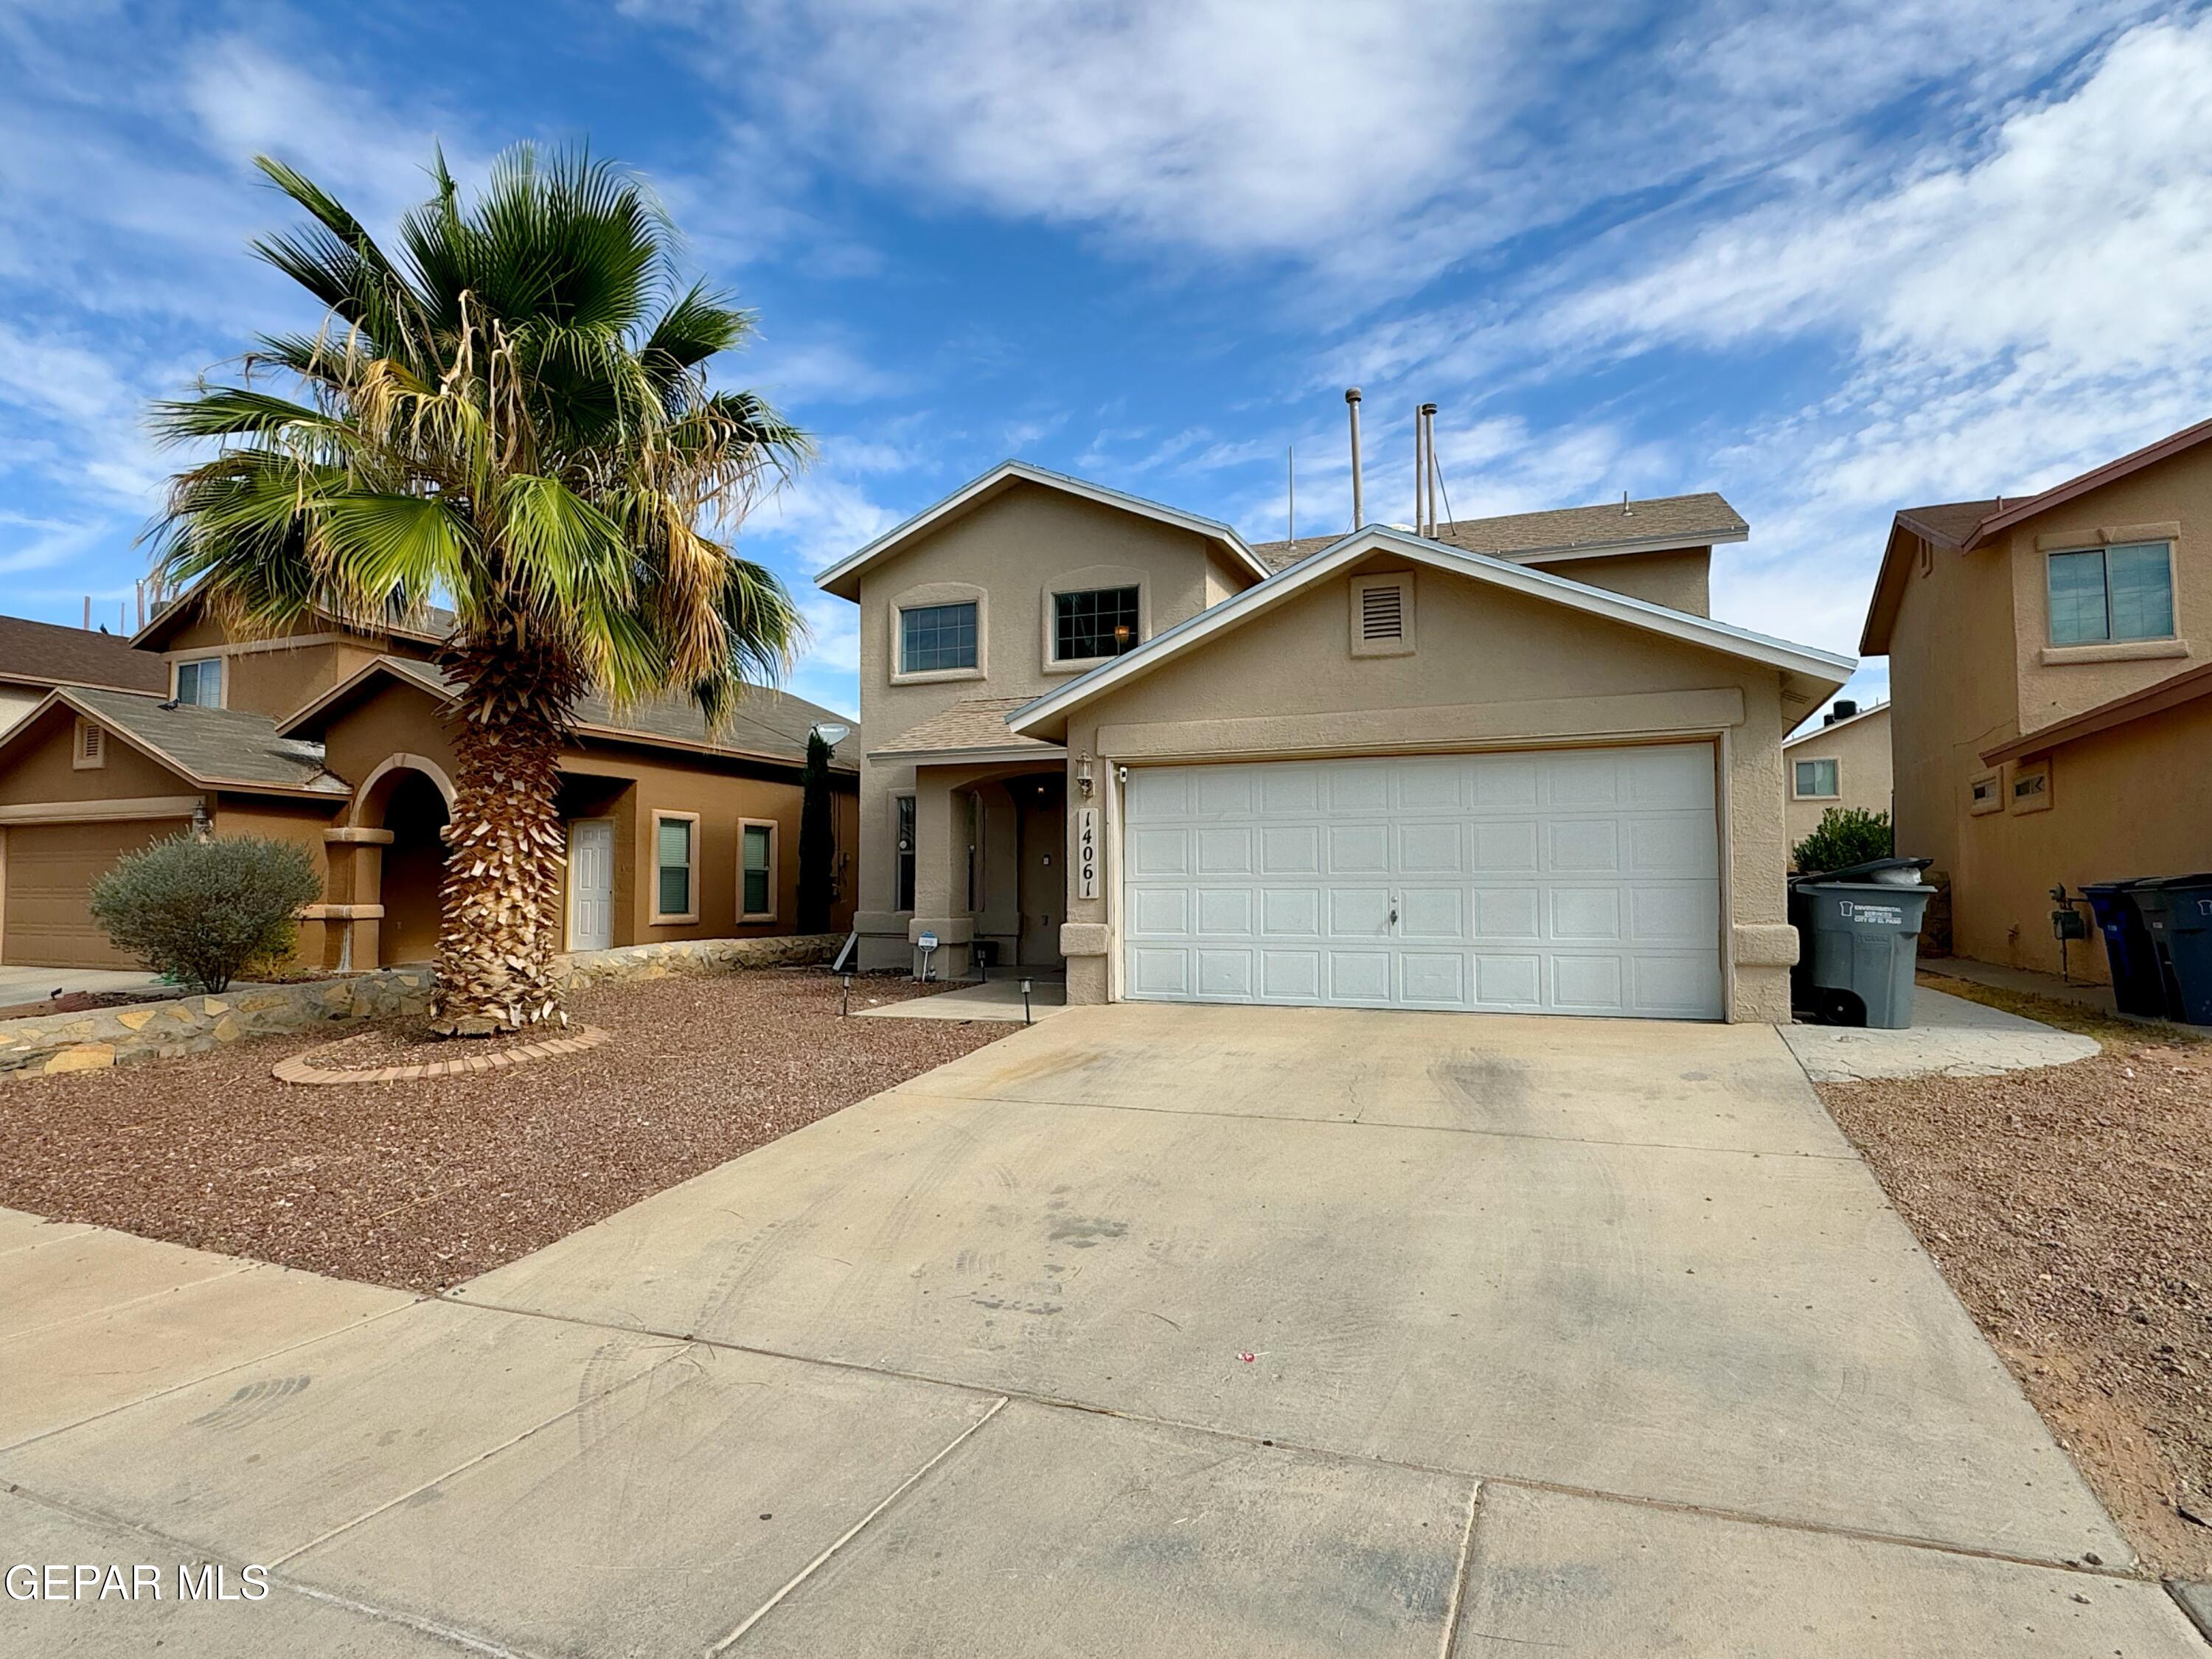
[[813, 722, 851, 747]]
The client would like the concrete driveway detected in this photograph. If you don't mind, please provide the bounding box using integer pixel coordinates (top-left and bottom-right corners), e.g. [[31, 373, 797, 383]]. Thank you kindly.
[[4, 1004, 2202, 1656]]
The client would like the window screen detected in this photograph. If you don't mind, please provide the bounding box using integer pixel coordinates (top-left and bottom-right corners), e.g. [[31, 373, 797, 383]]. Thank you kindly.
[[900, 602, 978, 672], [1054, 587, 1140, 660], [175, 658, 223, 706], [2048, 543, 2174, 645], [656, 817, 693, 917], [1794, 758, 1838, 797], [742, 824, 773, 916]]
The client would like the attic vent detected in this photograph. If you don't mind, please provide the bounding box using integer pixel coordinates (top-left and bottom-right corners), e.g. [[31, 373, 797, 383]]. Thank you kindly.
[[1360, 583, 1404, 641], [1349, 572, 1416, 658], [73, 718, 105, 769]]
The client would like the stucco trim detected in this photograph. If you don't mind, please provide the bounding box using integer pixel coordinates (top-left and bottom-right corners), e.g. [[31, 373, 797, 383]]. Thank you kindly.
[[737, 815, 779, 923], [0, 795, 203, 826], [1060, 922, 1110, 956], [648, 808, 702, 925], [888, 580, 990, 686], [1731, 923, 1799, 968], [1008, 526, 1850, 737], [1093, 686, 1747, 765], [2036, 638, 2188, 667], [350, 752, 458, 823]]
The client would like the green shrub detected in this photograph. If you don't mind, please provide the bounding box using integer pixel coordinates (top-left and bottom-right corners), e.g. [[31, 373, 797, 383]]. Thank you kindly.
[[88, 835, 321, 992], [796, 730, 835, 935], [1792, 807, 1894, 875]]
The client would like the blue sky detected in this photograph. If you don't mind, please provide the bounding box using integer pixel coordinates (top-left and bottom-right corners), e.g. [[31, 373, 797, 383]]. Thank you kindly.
[[4, 1, 2209, 725]]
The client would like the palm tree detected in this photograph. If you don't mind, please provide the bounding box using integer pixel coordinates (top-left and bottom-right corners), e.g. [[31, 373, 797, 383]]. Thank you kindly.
[[150, 147, 809, 1034]]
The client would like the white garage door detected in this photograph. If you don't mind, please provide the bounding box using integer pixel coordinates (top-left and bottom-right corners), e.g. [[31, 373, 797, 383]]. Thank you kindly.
[[1121, 746, 1722, 1019]]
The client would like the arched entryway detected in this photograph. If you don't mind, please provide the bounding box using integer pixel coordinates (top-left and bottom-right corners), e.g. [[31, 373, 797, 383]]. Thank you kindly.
[[350, 756, 456, 967]]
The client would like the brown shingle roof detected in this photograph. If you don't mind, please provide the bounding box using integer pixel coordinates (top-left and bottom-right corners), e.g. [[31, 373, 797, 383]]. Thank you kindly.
[[872, 697, 1058, 758], [1893, 499, 1999, 549], [338, 657, 858, 771], [1249, 492, 1747, 571], [0, 614, 168, 695], [60, 686, 347, 795]]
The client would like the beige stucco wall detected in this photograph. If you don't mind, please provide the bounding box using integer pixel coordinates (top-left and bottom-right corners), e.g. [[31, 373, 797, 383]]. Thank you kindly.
[[0, 686, 42, 737], [1540, 547, 1711, 616], [852, 481, 1258, 968], [1888, 442, 2211, 970], [1782, 706, 1891, 854], [1045, 552, 1797, 1021], [1941, 695, 2212, 981]]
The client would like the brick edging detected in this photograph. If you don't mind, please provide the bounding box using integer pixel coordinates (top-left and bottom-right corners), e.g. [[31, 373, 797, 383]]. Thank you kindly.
[[275, 1025, 612, 1085]]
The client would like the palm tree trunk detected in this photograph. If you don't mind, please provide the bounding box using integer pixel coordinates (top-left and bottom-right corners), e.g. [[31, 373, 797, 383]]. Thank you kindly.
[[429, 631, 577, 1035]]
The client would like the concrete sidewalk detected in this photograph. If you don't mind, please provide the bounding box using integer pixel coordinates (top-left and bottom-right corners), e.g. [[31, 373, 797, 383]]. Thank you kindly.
[[1781, 983, 2102, 1080], [2, 1004, 2202, 1656]]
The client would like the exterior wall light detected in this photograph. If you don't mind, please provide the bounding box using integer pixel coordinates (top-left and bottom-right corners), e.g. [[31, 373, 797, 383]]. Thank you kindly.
[[1077, 752, 1095, 798]]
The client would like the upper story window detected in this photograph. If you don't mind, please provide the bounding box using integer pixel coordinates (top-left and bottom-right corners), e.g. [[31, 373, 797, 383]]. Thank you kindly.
[[1054, 586, 1140, 661], [900, 602, 978, 673], [2047, 542, 2174, 646], [174, 657, 223, 707], [1793, 758, 1839, 799]]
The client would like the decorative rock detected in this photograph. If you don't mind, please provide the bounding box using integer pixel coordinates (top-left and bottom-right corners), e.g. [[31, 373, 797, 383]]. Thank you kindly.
[[44, 1044, 116, 1074]]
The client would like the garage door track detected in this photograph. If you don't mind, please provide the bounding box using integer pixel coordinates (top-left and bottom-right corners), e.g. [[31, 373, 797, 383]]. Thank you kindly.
[[4, 1004, 2202, 1655]]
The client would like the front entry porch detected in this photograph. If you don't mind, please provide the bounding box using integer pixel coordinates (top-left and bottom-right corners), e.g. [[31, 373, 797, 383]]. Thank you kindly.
[[899, 762, 1068, 981]]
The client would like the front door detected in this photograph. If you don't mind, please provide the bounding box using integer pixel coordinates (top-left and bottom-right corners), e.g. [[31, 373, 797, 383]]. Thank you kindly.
[[568, 819, 613, 951], [1017, 773, 1066, 967]]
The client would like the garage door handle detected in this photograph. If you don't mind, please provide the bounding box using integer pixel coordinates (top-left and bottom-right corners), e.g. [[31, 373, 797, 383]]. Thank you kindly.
[[1388, 900, 1399, 928]]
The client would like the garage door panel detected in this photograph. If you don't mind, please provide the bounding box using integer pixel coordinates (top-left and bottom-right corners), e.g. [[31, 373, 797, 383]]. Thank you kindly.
[[1258, 825, 1319, 874], [1121, 747, 1721, 1020], [1194, 827, 1252, 874], [3, 819, 189, 969]]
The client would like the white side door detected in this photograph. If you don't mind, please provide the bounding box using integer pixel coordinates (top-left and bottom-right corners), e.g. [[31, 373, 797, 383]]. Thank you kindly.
[[1120, 747, 1723, 1020], [568, 819, 613, 951]]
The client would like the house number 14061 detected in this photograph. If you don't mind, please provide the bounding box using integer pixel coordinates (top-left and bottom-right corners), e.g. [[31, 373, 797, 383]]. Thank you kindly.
[[1075, 807, 1099, 900]]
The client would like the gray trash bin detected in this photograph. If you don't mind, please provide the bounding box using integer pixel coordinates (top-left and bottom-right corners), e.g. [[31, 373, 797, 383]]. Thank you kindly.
[[1789, 879, 1935, 1029]]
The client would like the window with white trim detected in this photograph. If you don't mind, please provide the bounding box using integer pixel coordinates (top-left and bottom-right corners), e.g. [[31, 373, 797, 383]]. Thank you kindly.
[[174, 657, 223, 707], [1793, 758, 1839, 799], [740, 820, 776, 920], [2047, 542, 2174, 645], [653, 813, 698, 922]]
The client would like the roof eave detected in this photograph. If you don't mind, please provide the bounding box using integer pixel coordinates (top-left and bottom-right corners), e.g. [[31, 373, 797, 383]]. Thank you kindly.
[[1509, 525, 1747, 565], [1011, 526, 1852, 738], [1963, 414, 2212, 552]]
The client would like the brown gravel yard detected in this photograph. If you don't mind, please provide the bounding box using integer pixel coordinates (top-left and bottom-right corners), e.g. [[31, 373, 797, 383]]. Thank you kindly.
[[1820, 976, 2212, 1579], [0, 970, 1005, 1294]]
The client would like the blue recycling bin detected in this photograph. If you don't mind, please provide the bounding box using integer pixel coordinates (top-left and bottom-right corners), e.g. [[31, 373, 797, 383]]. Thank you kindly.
[[2081, 881, 2168, 1018], [2134, 874, 2212, 1026]]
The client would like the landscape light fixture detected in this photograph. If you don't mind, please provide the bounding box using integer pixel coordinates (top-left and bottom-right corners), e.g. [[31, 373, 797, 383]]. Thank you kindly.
[[1020, 978, 1034, 1026]]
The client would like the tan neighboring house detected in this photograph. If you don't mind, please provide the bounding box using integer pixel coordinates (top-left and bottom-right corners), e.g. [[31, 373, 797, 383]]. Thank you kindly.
[[1860, 415, 2212, 981], [1781, 700, 1891, 858], [0, 596, 858, 971], [820, 461, 1851, 1023], [0, 613, 170, 734]]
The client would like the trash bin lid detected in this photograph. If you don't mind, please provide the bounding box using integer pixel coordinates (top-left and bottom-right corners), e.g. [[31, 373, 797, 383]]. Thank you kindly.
[[1793, 855, 1933, 884]]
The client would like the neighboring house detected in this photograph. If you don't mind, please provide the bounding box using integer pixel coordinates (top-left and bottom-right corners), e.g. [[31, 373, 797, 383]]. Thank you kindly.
[[1781, 700, 1891, 858], [1860, 414, 2212, 981], [0, 596, 858, 971], [820, 461, 1850, 1023], [0, 613, 170, 735]]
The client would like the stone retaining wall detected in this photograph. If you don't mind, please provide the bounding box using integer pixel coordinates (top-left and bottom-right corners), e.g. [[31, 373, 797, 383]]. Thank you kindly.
[[0, 934, 841, 1077]]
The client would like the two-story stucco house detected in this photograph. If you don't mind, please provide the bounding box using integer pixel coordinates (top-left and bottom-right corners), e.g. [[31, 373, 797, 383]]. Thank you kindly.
[[1860, 416, 2212, 981], [1781, 700, 1891, 862], [820, 462, 1852, 1023]]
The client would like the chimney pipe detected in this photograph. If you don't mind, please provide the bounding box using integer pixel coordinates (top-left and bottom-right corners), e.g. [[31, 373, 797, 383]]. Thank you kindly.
[[1412, 402, 1426, 534], [1344, 388, 1364, 528], [83, 596, 91, 630], [136, 580, 145, 631], [1419, 402, 1439, 535]]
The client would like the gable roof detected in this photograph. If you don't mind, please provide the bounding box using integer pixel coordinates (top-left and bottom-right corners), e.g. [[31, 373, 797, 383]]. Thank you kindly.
[[1863, 414, 2212, 655], [1251, 492, 1747, 573], [1784, 700, 1888, 747], [1009, 525, 1854, 740], [280, 656, 859, 773], [815, 460, 1274, 602], [1980, 660, 2212, 767], [0, 684, 348, 797], [0, 613, 169, 696]]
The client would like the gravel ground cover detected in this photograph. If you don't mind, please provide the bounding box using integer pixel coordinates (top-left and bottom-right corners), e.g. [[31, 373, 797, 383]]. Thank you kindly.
[[0, 970, 1005, 1293], [1820, 976, 2212, 1578]]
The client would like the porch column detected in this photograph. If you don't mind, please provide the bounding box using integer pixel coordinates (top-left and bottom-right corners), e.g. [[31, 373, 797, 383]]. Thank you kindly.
[[906, 768, 975, 978]]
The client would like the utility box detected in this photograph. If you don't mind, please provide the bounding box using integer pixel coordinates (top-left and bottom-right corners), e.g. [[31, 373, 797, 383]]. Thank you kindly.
[[1790, 859, 1936, 1029]]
